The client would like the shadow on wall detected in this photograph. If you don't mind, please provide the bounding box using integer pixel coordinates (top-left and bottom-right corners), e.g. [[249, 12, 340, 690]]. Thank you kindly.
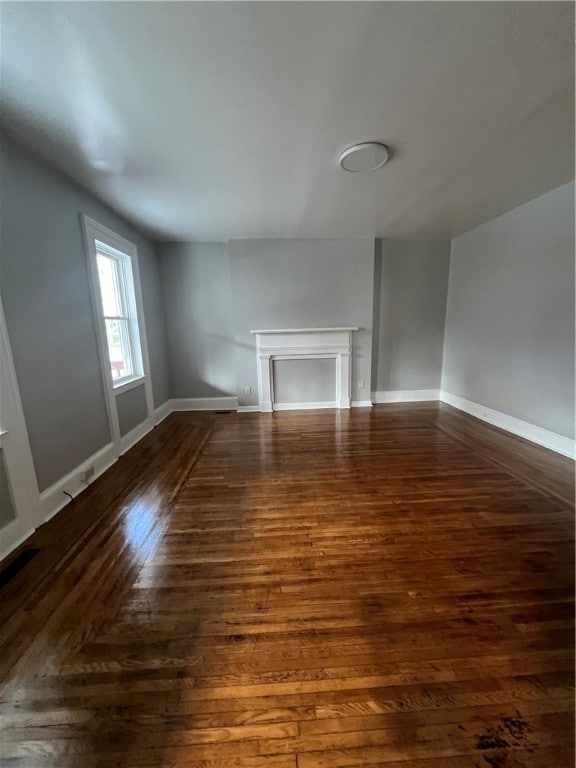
[[172, 333, 255, 399]]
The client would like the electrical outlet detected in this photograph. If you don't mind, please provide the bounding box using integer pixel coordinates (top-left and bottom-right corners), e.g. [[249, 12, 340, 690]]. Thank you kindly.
[[357, 380, 365, 390], [244, 386, 252, 396], [83, 466, 95, 482]]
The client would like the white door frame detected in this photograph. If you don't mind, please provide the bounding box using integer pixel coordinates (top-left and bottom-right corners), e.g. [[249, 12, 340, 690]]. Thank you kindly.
[[0, 295, 42, 561]]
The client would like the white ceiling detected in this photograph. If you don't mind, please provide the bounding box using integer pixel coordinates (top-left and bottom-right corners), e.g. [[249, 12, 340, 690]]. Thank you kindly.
[[2, 1, 574, 241]]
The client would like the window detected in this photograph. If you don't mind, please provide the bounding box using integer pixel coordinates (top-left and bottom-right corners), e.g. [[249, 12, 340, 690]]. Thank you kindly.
[[95, 245, 137, 383], [82, 215, 153, 449], [87, 230, 145, 389]]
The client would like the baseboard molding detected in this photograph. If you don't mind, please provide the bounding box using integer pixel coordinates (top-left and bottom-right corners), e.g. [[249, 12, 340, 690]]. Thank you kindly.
[[372, 389, 440, 403], [39, 442, 117, 522], [154, 400, 172, 425], [119, 418, 153, 455], [171, 396, 239, 412], [0, 526, 37, 563], [240, 401, 373, 412], [155, 397, 239, 418], [161, 397, 371, 414], [440, 391, 575, 459], [36, 395, 238, 535], [274, 401, 338, 411]]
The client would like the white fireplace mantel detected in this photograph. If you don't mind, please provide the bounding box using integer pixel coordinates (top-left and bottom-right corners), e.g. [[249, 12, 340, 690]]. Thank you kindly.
[[250, 327, 359, 412]]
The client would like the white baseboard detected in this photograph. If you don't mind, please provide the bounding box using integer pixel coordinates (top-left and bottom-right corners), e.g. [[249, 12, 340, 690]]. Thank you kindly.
[[154, 400, 172, 425], [36, 395, 237, 534], [273, 401, 338, 411], [240, 401, 373, 412], [171, 396, 239, 412], [372, 389, 440, 403], [39, 442, 117, 522], [119, 418, 153, 455], [440, 391, 575, 459], [0, 526, 37, 563], [155, 397, 239, 418]]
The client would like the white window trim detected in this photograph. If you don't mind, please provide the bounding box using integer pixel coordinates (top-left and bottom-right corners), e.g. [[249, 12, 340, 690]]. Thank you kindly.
[[96, 243, 138, 387], [112, 374, 147, 394], [81, 215, 154, 451]]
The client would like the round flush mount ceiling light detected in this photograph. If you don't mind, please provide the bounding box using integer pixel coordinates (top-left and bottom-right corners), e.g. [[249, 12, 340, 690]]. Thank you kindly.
[[338, 142, 391, 172]]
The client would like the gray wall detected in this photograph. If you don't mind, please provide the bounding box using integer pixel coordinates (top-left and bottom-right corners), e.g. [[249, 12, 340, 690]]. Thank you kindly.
[[159, 242, 235, 398], [0, 451, 17, 529], [442, 181, 575, 438], [139, 246, 171, 412], [273, 358, 336, 405], [229, 239, 375, 408], [373, 239, 450, 392], [0, 135, 170, 490], [117, 385, 148, 437]]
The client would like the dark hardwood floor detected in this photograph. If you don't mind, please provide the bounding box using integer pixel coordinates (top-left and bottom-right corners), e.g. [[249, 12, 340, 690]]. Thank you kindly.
[[0, 403, 574, 767]]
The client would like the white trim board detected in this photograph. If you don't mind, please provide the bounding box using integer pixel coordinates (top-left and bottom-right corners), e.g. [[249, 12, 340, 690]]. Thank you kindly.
[[1, 527, 37, 562], [154, 400, 172, 425], [250, 327, 359, 334], [440, 391, 575, 459], [39, 411, 159, 525], [239, 400, 373, 412], [39, 442, 117, 523], [119, 418, 153, 455], [372, 389, 440, 403], [273, 401, 338, 411], [155, 397, 241, 418]]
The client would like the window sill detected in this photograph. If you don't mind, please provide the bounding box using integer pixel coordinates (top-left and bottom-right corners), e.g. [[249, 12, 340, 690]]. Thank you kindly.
[[112, 375, 147, 395]]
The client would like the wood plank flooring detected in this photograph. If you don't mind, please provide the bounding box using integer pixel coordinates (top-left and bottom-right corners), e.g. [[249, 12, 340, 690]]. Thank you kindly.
[[0, 403, 574, 767]]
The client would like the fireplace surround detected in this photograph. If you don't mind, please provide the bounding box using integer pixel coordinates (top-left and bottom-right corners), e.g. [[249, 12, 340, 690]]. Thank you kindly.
[[250, 327, 358, 412]]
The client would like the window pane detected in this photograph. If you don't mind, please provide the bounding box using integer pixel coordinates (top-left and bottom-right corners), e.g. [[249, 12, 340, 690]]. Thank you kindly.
[[97, 253, 123, 317], [105, 318, 133, 380]]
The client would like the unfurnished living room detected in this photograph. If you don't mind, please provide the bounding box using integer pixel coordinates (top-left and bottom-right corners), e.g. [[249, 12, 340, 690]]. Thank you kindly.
[[0, 1, 574, 766]]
